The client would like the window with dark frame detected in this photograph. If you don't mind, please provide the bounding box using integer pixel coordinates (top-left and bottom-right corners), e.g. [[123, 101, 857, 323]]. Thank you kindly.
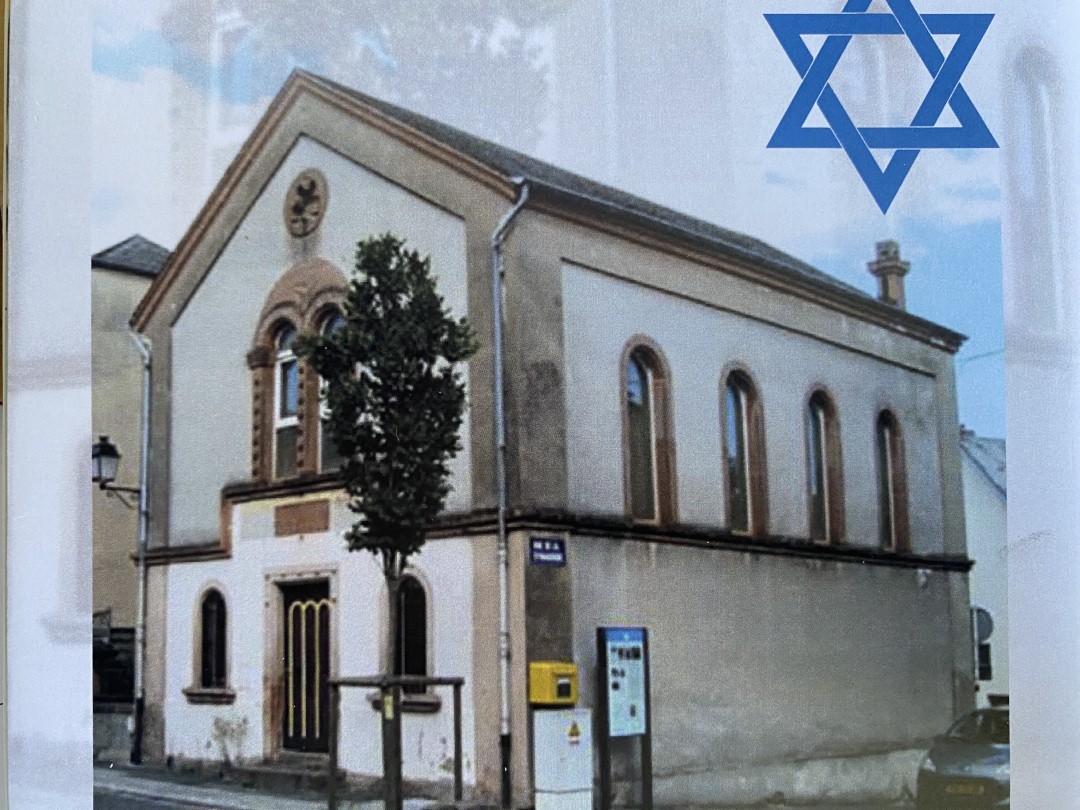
[[395, 576, 428, 695], [318, 310, 346, 473], [274, 322, 300, 478], [876, 410, 909, 551], [626, 350, 658, 521], [200, 589, 227, 689], [806, 391, 842, 543], [724, 373, 753, 534]]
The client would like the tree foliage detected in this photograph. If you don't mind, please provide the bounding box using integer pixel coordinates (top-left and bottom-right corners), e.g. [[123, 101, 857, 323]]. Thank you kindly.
[[161, 0, 570, 148], [296, 234, 476, 580]]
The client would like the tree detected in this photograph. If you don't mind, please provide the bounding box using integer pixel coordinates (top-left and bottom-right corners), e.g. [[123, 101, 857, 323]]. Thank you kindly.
[[297, 232, 476, 653], [298, 233, 475, 806]]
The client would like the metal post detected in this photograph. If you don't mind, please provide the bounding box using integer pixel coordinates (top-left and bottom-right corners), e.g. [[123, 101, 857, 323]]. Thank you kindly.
[[596, 629, 612, 810], [641, 629, 653, 810], [129, 332, 151, 765], [453, 682, 463, 802], [328, 684, 340, 810], [380, 683, 403, 810]]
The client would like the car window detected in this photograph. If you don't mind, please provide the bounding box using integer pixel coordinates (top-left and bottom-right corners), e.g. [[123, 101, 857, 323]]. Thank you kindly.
[[980, 711, 1009, 744], [946, 711, 1009, 744]]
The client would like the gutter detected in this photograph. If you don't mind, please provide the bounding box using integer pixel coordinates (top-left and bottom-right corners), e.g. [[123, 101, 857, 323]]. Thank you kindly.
[[129, 331, 152, 764], [491, 179, 529, 809]]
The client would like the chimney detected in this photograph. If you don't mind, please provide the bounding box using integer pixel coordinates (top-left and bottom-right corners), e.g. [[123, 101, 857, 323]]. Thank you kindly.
[[868, 240, 909, 309]]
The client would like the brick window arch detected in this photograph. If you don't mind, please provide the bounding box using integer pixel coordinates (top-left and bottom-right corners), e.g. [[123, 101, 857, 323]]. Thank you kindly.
[[248, 259, 348, 481]]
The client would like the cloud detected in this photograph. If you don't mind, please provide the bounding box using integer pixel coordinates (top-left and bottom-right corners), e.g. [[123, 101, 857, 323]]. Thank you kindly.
[[92, 66, 270, 253]]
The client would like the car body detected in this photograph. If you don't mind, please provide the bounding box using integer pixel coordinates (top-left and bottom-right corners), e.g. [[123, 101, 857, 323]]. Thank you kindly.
[[916, 708, 1009, 808]]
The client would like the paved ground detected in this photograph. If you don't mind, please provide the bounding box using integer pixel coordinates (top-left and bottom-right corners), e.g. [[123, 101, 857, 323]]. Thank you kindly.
[[94, 765, 914, 810]]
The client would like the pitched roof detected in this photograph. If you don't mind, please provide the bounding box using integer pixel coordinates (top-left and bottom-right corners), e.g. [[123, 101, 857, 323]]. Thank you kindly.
[[133, 70, 965, 351], [92, 234, 170, 278], [960, 429, 1006, 497], [312, 73, 963, 350]]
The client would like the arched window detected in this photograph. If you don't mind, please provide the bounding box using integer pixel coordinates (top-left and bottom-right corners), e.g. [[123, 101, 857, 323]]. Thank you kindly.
[[200, 589, 227, 689], [806, 391, 843, 543], [274, 323, 300, 478], [318, 311, 346, 473], [723, 371, 767, 536], [395, 576, 428, 695], [623, 343, 676, 523], [876, 411, 909, 551]]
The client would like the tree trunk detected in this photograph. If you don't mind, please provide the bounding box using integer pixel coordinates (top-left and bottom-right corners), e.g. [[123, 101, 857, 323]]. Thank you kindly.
[[382, 560, 403, 810]]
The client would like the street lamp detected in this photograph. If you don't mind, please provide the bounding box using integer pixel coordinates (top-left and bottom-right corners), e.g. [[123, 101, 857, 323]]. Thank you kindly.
[[92, 435, 137, 493], [91, 334, 152, 767]]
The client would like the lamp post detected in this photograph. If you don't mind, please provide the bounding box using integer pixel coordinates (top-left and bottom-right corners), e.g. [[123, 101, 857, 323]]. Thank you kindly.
[[92, 333, 152, 765]]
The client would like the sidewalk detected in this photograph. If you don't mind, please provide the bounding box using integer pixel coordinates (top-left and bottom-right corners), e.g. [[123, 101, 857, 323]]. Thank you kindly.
[[94, 764, 912, 810], [93, 764, 447, 810]]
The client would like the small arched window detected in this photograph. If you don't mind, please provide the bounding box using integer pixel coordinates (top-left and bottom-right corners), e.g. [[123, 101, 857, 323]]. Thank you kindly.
[[623, 343, 676, 523], [318, 311, 346, 473], [723, 371, 767, 536], [806, 391, 843, 543], [274, 323, 300, 478], [876, 410, 909, 551], [200, 589, 227, 689], [395, 576, 428, 695]]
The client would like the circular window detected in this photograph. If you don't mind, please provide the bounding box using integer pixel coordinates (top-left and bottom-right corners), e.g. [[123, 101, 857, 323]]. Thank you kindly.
[[283, 169, 328, 238]]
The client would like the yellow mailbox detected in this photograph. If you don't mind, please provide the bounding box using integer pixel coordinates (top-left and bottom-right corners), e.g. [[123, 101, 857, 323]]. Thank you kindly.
[[529, 661, 579, 707]]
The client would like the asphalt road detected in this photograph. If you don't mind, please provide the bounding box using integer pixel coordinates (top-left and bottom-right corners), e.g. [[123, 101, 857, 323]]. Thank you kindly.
[[95, 791, 911, 810]]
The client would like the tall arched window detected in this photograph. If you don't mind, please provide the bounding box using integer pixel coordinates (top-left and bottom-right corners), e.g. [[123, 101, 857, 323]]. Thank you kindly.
[[723, 371, 767, 536], [806, 391, 843, 543], [200, 589, 227, 689], [318, 310, 346, 473], [876, 410, 909, 551], [274, 323, 300, 478], [623, 343, 676, 523], [395, 576, 428, 695]]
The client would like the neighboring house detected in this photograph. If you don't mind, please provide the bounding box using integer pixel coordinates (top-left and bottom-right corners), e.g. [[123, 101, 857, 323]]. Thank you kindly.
[[960, 428, 1008, 708], [130, 70, 973, 807], [92, 235, 170, 753]]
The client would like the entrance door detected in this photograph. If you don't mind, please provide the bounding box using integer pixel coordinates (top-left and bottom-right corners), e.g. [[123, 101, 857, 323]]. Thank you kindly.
[[281, 581, 331, 752]]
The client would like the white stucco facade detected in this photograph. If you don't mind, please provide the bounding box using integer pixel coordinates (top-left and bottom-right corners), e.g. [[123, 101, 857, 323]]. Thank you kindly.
[[169, 136, 471, 548], [162, 496, 478, 783]]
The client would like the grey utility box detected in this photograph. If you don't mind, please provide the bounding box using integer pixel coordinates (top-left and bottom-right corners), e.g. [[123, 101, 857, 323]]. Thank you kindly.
[[533, 708, 593, 810]]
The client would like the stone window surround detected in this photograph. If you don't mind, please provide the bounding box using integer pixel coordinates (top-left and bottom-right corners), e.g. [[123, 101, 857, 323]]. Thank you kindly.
[[183, 583, 236, 705], [720, 366, 770, 539], [247, 258, 348, 486], [620, 335, 679, 526], [876, 408, 911, 553], [806, 388, 846, 545]]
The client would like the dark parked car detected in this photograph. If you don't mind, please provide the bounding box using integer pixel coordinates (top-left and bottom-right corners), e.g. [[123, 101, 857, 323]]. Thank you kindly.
[[917, 708, 1009, 808]]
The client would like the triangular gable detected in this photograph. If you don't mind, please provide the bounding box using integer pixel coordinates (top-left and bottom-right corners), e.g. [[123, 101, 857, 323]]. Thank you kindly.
[[131, 70, 517, 332]]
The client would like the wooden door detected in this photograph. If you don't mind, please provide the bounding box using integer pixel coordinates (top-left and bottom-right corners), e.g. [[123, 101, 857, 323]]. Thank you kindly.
[[281, 581, 331, 752]]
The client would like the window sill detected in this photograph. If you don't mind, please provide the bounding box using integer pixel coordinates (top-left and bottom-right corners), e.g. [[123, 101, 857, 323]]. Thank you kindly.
[[183, 686, 237, 705], [367, 691, 442, 715]]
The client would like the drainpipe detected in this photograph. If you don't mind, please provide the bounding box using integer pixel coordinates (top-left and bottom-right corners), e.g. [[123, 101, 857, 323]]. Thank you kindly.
[[129, 331, 152, 764], [491, 179, 529, 808]]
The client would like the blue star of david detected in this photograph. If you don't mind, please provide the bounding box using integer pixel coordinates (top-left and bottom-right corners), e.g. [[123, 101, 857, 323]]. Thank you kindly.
[[766, 0, 997, 213]]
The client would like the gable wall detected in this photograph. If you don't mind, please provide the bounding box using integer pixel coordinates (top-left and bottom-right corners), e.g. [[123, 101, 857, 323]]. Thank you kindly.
[[169, 136, 470, 547]]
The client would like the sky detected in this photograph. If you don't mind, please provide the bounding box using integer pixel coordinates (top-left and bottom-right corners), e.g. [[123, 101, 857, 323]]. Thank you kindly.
[[92, 0, 1006, 438]]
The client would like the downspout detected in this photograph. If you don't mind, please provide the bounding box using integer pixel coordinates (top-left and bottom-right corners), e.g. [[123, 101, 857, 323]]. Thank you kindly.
[[491, 179, 529, 808], [129, 331, 152, 764]]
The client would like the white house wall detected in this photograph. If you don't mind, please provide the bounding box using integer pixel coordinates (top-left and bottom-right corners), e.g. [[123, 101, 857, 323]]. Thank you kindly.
[[561, 261, 946, 551], [163, 498, 477, 784], [169, 135, 471, 548], [962, 455, 1008, 706]]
